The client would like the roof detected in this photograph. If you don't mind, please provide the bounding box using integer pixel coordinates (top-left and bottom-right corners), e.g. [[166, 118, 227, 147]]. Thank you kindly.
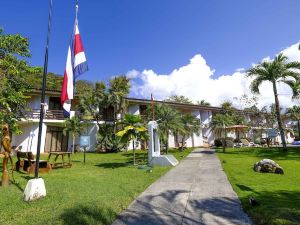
[[126, 97, 224, 112]]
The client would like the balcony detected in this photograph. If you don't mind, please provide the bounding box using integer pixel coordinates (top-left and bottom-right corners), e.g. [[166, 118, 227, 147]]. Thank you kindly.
[[23, 109, 65, 120]]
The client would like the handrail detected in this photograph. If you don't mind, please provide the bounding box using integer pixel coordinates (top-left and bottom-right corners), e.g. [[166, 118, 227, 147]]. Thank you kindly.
[[23, 109, 65, 120]]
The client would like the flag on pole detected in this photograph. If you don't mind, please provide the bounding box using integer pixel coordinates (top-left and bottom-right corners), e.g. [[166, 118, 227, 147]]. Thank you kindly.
[[61, 20, 88, 117]]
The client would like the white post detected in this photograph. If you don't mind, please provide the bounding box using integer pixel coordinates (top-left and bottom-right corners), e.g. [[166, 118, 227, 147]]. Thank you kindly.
[[148, 121, 160, 164]]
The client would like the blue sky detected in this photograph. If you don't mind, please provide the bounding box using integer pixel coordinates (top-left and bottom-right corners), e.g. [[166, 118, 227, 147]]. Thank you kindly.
[[2, 1, 300, 107]]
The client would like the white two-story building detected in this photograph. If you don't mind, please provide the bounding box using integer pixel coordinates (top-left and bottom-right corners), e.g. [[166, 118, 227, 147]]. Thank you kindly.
[[11, 89, 295, 154]]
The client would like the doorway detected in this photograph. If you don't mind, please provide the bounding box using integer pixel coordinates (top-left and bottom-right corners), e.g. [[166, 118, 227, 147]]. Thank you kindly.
[[45, 126, 68, 152]]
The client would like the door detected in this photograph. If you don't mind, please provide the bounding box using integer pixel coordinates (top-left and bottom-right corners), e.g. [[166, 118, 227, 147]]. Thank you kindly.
[[45, 126, 68, 152]]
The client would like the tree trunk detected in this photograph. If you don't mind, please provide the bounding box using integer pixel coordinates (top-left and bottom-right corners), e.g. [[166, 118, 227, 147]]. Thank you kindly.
[[272, 81, 287, 151], [180, 135, 185, 152], [298, 120, 300, 138], [72, 133, 75, 154], [133, 140, 136, 165], [113, 105, 117, 151], [222, 128, 227, 153], [165, 130, 169, 154]]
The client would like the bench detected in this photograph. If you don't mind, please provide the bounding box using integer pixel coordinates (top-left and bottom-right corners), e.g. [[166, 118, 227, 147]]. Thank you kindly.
[[16, 151, 52, 174]]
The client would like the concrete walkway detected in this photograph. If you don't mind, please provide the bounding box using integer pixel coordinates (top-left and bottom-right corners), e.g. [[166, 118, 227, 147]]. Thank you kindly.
[[113, 149, 252, 225]]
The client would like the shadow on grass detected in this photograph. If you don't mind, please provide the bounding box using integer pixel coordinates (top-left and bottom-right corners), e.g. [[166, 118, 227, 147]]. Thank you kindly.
[[236, 184, 259, 194], [240, 190, 300, 225], [20, 175, 32, 181], [95, 162, 131, 169], [60, 204, 116, 225]]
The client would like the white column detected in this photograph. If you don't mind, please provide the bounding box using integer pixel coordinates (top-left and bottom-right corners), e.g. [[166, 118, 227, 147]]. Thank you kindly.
[[192, 110, 203, 147]]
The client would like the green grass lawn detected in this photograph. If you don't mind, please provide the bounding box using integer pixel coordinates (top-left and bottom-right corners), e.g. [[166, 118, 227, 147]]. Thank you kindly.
[[0, 148, 193, 225], [216, 147, 300, 225]]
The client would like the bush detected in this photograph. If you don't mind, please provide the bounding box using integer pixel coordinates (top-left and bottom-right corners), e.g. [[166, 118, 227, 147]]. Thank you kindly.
[[214, 139, 223, 147]]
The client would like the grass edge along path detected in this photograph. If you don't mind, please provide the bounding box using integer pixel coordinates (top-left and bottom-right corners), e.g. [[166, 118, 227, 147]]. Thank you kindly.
[[0, 148, 193, 225], [216, 147, 300, 225]]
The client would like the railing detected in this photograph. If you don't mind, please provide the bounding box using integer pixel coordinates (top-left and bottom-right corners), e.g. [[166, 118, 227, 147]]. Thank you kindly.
[[23, 109, 65, 120]]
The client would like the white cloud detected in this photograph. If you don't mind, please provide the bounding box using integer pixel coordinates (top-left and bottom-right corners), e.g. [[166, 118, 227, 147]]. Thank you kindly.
[[128, 43, 300, 109], [126, 69, 140, 79]]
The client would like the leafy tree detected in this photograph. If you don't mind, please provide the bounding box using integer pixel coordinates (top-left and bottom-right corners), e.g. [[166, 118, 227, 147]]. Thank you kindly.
[[116, 114, 148, 165], [247, 53, 300, 151], [196, 99, 211, 106], [0, 28, 40, 133], [108, 76, 130, 150], [63, 116, 87, 153], [78, 77, 130, 152], [165, 95, 193, 104], [75, 80, 94, 96], [96, 123, 114, 151], [286, 105, 300, 137], [178, 113, 200, 151], [233, 94, 258, 110]]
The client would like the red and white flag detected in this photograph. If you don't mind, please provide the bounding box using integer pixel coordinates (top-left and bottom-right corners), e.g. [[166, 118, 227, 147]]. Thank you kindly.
[[61, 21, 88, 117]]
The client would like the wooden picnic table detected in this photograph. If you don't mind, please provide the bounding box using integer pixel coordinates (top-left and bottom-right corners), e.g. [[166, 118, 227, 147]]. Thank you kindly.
[[47, 151, 72, 168]]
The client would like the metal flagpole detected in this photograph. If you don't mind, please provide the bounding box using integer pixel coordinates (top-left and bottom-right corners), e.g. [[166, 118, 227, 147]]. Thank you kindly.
[[76, 0, 79, 24], [73, 0, 79, 96], [35, 0, 53, 178]]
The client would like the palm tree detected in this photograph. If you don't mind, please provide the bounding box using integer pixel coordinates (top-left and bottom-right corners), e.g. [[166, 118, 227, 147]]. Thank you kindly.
[[286, 105, 300, 137], [178, 113, 201, 151], [220, 101, 235, 114], [153, 104, 183, 154], [247, 53, 300, 151], [284, 79, 300, 99], [108, 76, 130, 151], [63, 116, 87, 153], [210, 113, 234, 152], [117, 114, 148, 165]]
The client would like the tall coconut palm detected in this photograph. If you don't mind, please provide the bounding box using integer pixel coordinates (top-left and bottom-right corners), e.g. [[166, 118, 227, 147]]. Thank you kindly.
[[63, 116, 87, 153], [246, 53, 300, 151], [286, 105, 300, 137], [117, 114, 148, 165]]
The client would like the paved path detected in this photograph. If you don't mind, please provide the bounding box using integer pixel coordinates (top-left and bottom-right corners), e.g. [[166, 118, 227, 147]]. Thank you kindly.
[[113, 149, 252, 225]]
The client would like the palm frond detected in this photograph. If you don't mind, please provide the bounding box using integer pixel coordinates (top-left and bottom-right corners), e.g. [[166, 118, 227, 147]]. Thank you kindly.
[[284, 61, 300, 70], [249, 77, 264, 94]]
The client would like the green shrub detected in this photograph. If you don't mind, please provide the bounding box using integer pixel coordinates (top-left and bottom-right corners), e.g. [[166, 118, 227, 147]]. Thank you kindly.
[[214, 139, 223, 147]]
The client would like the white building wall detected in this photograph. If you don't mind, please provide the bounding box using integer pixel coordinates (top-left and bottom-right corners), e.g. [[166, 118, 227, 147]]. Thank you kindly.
[[70, 122, 98, 152], [12, 122, 46, 155], [12, 122, 39, 154], [200, 110, 213, 145], [185, 136, 193, 147], [128, 105, 140, 115], [168, 133, 175, 148], [27, 95, 49, 109]]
